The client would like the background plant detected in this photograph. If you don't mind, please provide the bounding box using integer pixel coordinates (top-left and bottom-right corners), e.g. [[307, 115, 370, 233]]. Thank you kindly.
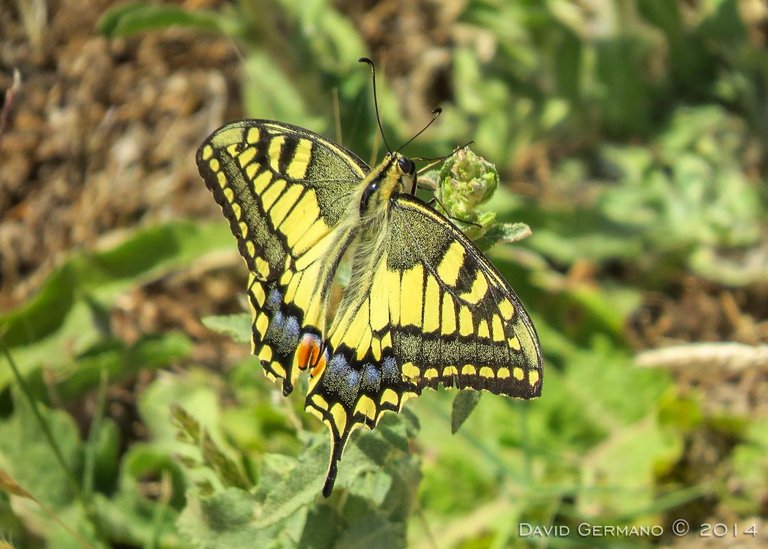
[[1, 0, 766, 547]]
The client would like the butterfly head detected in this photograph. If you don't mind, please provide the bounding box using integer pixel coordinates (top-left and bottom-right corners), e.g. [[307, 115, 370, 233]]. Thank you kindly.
[[359, 152, 417, 217]]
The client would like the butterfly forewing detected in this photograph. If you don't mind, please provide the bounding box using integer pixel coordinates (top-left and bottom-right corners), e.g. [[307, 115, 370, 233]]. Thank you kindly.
[[197, 120, 368, 394], [387, 195, 542, 395]]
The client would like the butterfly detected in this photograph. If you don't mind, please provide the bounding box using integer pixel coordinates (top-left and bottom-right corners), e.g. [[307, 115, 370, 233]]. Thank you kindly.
[[196, 59, 543, 497]]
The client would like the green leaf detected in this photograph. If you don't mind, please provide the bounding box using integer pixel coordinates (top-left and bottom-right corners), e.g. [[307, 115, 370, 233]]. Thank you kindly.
[[579, 415, 683, 517], [334, 509, 404, 549], [0, 390, 81, 511], [0, 221, 231, 391], [727, 420, 768, 515], [119, 443, 187, 509], [178, 487, 264, 549], [98, 3, 225, 37], [0, 221, 229, 346], [175, 407, 420, 546], [451, 391, 482, 434], [202, 314, 252, 344], [22, 333, 193, 403], [138, 369, 226, 452], [474, 222, 532, 251], [595, 36, 656, 137], [171, 404, 251, 490], [177, 441, 327, 547], [88, 490, 179, 549], [85, 416, 120, 496], [256, 442, 327, 529], [241, 51, 323, 128]]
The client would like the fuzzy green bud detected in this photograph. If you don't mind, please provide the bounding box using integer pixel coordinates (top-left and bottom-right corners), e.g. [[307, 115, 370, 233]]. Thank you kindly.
[[438, 147, 499, 221]]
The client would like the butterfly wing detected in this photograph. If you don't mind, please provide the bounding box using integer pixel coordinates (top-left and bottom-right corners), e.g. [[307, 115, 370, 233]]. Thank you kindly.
[[385, 194, 543, 394], [306, 193, 542, 495], [197, 120, 368, 395]]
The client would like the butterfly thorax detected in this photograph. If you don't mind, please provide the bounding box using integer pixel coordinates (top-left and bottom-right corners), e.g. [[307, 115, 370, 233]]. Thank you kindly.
[[332, 153, 418, 324]]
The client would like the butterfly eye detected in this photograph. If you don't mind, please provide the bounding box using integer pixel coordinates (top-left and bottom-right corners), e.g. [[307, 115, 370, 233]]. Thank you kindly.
[[398, 156, 415, 176]]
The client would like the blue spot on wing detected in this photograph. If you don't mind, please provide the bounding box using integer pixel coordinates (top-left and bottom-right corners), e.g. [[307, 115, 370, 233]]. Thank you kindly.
[[381, 356, 399, 384], [360, 363, 381, 393], [345, 369, 360, 402], [268, 310, 284, 331], [324, 354, 349, 388], [321, 352, 361, 407], [266, 288, 282, 312], [265, 311, 300, 357]]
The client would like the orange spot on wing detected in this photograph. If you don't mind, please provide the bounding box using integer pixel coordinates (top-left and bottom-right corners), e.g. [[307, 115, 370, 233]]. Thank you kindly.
[[311, 353, 327, 378], [297, 334, 322, 370]]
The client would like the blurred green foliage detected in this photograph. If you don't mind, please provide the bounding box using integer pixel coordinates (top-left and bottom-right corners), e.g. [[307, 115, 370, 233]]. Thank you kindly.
[[1, 0, 767, 547]]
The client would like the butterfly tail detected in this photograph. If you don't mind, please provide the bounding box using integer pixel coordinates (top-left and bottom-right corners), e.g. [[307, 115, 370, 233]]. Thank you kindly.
[[321, 428, 349, 497]]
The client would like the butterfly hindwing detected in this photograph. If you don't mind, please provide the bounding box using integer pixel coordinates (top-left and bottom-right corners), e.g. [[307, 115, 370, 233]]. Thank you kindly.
[[197, 120, 368, 394]]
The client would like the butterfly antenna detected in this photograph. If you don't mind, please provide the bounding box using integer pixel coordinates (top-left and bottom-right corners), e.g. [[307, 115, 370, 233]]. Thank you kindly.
[[397, 107, 442, 152], [359, 57, 392, 153]]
